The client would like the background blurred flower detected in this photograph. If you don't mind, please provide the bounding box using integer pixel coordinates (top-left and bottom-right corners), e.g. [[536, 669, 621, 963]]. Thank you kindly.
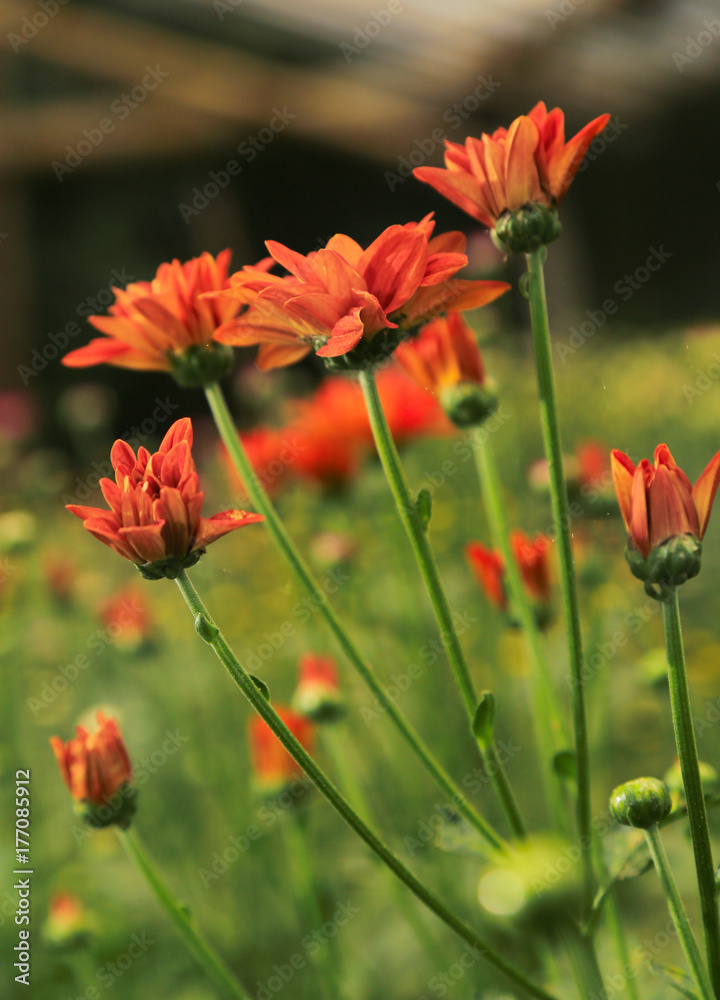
[[249, 707, 315, 796], [292, 654, 345, 723]]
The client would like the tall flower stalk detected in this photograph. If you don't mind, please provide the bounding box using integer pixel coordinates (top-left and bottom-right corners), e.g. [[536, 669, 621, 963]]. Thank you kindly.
[[204, 381, 507, 852], [174, 567, 559, 1000]]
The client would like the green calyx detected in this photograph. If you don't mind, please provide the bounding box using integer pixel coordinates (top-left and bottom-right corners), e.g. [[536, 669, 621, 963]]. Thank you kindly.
[[439, 380, 499, 428], [168, 342, 234, 387], [609, 777, 671, 829], [77, 783, 138, 831], [137, 549, 204, 581], [320, 326, 410, 373], [492, 203, 561, 255], [626, 533, 702, 598]]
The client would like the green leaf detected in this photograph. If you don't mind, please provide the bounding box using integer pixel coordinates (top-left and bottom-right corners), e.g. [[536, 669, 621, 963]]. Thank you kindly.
[[473, 691, 496, 743], [552, 750, 576, 782], [649, 962, 699, 1000], [415, 488, 432, 529], [249, 674, 271, 702]]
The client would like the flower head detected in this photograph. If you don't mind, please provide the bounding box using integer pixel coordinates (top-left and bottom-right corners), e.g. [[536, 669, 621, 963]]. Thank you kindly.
[[51, 712, 136, 827], [101, 586, 152, 653], [62, 252, 241, 385], [414, 103, 610, 252], [611, 444, 720, 559], [249, 708, 314, 796], [292, 654, 345, 723], [466, 531, 552, 620], [215, 215, 510, 369], [43, 893, 95, 949], [394, 312, 500, 427], [67, 418, 263, 579]]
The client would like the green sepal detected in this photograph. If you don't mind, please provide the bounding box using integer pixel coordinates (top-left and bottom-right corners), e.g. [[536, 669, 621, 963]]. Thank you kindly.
[[473, 690, 496, 744], [168, 342, 234, 388]]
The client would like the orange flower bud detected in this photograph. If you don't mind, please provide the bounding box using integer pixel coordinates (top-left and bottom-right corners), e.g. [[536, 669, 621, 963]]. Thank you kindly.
[[293, 654, 345, 723], [249, 708, 314, 797]]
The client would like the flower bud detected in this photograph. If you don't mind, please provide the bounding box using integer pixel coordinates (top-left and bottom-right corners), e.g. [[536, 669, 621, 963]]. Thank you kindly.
[[292, 654, 345, 724], [609, 777, 671, 829], [626, 534, 702, 593], [491, 203, 561, 255], [249, 707, 315, 798], [439, 379, 498, 428], [42, 893, 96, 950]]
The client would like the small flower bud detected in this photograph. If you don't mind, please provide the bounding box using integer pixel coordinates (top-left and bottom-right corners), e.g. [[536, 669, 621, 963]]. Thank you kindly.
[[491, 203, 561, 255], [609, 777, 672, 829], [626, 534, 702, 593], [292, 655, 345, 724], [439, 379, 498, 428]]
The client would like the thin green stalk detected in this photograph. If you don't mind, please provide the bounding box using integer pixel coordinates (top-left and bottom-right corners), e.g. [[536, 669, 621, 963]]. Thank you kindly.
[[117, 827, 250, 1000], [281, 811, 339, 1000], [357, 369, 524, 838], [357, 368, 477, 716], [203, 381, 506, 854], [645, 824, 715, 1000], [524, 247, 593, 921], [662, 589, 720, 995], [473, 432, 568, 833], [322, 726, 452, 975], [174, 569, 559, 1000], [474, 730, 526, 840]]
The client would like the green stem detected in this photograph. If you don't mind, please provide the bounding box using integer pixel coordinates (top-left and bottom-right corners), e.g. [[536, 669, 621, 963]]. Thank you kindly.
[[174, 569, 559, 1000], [357, 368, 477, 716], [524, 248, 593, 920], [473, 431, 568, 833], [474, 732, 526, 840], [117, 827, 250, 1000], [357, 368, 523, 837], [644, 824, 715, 1000], [203, 381, 506, 854], [322, 726, 452, 974], [662, 589, 720, 995], [281, 812, 338, 1000]]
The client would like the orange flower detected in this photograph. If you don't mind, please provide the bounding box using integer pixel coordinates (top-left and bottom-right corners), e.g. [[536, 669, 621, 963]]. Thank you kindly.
[[220, 426, 296, 499], [101, 586, 152, 653], [414, 103, 610, 229], [293, 654, 345, 723], [51, 712, 132, 808], [62, 251, 241, 375], [466, 530, 551, 612], [611, 444, 720, 560], [214, 215, 510, 369], [375, 368, 454, 444], [249, 708, 314, 795], [67, 418, 263, 578]]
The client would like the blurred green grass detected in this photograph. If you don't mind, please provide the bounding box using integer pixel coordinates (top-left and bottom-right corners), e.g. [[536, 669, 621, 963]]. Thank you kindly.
[[3, 323, 720, 999]]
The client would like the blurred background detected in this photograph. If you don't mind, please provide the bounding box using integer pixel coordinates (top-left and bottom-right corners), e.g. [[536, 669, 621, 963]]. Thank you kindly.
[[3, 0, 720, 997]]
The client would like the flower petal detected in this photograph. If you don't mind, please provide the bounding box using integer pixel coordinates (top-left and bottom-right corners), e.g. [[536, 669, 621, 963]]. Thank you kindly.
[[610, 450, 636, 533], [693, 450, 720, 539]]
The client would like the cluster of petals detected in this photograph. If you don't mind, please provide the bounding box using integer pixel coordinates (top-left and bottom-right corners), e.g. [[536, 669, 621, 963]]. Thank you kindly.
[[63, 251, 241, 371], [51, 712, 132, 807], [249, 707, 314, 792], [466, 530, 551, 611], [223, 369, 452, 495], [414, 102, 610, 228], [67, 418, 263, 568], [611, 444, 720, 559], [214, 215, 510, 368], [394, 312, 490, 393]]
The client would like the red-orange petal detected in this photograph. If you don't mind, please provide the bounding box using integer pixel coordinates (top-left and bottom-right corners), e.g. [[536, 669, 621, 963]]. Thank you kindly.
[[693, 450, 720, 539], [610, 450, 636, 533]]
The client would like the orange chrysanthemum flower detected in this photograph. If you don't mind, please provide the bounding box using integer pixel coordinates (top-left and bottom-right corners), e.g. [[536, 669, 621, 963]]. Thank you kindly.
[[62, 251, 242, 382], [214, 215, 510, 369], [394, 312, 500, 427], [67, 418, 263, 579], [466, 530, 551, 613], [249, 707, 315, 795], [51, 712, 132, 809], [414, 103, 610, 251], [293, 653, 345, 723], [611, 444, 720, 561]]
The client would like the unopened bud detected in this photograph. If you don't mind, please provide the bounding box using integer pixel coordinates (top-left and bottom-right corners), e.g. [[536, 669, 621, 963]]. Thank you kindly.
[[609, 777, 671, 829]]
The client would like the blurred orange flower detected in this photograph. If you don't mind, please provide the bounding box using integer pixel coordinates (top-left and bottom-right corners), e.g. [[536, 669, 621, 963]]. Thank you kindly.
[[51, 712, 132, 807], [249, 708, 314, 795], [414, 103, 610, 228], [215, 215, 509, 368], [466, 530, 551, 611], [611, 444, 720, 559], [63, 251, 241, 372], [67, 417, 263, 578], [395, 313, 488, 393]]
